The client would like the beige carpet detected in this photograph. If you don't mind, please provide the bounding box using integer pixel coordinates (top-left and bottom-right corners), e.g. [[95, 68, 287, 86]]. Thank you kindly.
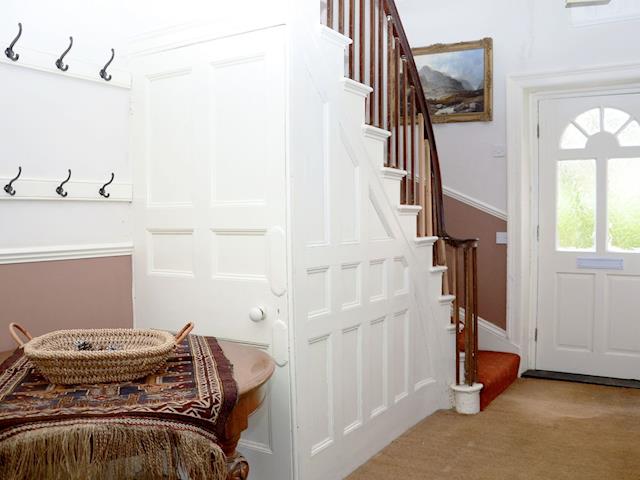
[[347, 379, 640, 480]]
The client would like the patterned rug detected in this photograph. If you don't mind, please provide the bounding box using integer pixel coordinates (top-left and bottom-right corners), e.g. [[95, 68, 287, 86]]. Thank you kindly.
[[0, 335, 238, 480]]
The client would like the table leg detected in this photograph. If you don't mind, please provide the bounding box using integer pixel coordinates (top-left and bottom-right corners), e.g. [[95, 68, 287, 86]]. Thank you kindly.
[[220, 431, 249, 480], [226, 451, 250, 480]]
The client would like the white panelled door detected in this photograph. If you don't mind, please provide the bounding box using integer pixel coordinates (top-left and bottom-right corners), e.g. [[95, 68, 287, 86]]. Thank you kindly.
[[130, 28, 293, 479], [537, 93, 640, 379]]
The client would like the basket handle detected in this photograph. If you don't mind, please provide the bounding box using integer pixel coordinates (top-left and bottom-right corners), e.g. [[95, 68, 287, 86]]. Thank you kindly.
[[175, 322, 194, 343], [9, 323, 33, 347]]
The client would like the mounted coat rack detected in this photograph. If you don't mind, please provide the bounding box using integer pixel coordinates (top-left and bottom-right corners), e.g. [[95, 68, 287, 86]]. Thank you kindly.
[[4, 23, 22, 62], [2, 22, 130, 88], [3, 167, 22, 196]]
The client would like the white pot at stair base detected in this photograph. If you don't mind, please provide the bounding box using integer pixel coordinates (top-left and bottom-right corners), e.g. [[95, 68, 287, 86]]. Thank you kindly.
[[451, 383, 483, 415]]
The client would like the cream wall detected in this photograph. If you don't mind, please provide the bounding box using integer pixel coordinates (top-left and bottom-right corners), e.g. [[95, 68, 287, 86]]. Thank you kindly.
[[396, 0, 640, 212]]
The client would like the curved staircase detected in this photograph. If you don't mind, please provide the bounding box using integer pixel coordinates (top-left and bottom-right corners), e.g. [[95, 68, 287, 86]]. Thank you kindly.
[[322, 0, 520, 411]]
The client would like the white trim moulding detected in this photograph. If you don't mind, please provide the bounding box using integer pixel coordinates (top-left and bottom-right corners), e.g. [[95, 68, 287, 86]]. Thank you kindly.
[[442, 185, 508, 221], [0, 242, 134, 264]]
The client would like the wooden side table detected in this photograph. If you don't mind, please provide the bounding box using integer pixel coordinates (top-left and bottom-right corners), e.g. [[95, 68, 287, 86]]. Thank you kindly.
[[0, 342, 275, 480], [218, 341, 275, 480]]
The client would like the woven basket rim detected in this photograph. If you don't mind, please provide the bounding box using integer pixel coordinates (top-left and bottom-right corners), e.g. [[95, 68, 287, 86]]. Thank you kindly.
[[24, 328, 176, 360]]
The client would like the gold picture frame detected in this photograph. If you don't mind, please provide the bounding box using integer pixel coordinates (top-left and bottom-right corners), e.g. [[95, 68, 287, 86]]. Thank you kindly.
[[412, 38, 493, 124]]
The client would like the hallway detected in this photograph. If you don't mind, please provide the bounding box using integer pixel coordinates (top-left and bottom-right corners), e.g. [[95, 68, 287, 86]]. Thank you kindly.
[[348, 379, 640, 480]]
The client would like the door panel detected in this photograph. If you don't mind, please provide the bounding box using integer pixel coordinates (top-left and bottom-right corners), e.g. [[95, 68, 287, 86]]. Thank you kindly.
[[537, 93, 640, 379], [131, 28, 292, 479]]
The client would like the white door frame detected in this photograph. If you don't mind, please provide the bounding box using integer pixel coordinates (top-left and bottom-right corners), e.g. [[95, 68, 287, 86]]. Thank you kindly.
[[506, 62, 640, 371]]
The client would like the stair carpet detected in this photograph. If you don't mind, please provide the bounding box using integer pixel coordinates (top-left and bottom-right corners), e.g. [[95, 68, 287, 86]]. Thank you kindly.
[[457, 331, 520, 410]]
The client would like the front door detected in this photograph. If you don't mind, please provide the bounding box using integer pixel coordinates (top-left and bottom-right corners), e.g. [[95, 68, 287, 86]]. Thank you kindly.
[[537, 92, 640, 379], [130, 28, 293, 479]]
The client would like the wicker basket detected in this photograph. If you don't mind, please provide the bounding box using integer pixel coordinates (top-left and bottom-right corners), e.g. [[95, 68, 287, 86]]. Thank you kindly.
[[8, 322, 194, 385]]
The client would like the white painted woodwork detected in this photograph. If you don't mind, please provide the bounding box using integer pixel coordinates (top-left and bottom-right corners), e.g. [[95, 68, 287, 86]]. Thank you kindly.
[[537, 93, 640, 379], [288, 5, 455, 475], [0, 242, 132, 264], [130, 27, 293, 479]]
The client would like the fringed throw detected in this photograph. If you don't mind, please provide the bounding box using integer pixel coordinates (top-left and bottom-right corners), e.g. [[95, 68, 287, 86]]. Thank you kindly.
[[0, 335, 238, 480]]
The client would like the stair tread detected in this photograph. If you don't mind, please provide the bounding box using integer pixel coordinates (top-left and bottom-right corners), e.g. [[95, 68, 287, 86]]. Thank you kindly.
[[477, 350, 520, 411]]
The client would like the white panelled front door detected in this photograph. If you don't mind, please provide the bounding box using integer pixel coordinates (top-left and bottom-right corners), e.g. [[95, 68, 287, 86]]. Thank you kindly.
[[537, 93, 640, 379], [130, 28, 293, 479]]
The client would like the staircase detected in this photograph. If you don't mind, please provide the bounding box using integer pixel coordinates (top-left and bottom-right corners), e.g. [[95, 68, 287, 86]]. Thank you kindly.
[[322, 0, 520, 411]]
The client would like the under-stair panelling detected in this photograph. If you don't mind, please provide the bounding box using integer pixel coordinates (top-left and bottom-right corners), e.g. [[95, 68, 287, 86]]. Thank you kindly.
[[290, 22, 455, 480]]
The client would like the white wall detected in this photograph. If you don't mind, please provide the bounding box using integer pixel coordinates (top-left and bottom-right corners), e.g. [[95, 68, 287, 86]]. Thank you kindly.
[[1, 0, 287, 254], [396, 0, 640, 212]]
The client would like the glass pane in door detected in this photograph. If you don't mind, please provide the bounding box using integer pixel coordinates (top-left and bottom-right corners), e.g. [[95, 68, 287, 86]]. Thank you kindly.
[[557, 159, 596, 251], [608, 158, 640, 252]]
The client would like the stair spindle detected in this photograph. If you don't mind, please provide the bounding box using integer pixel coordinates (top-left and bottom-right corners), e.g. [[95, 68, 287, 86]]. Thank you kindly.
[[349, 0, 355, 77], [377, 0, 384, 128]]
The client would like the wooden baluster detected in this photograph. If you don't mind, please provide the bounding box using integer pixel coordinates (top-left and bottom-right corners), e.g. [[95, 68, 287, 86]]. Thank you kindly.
[[425, 141, 433, 237], [327, 0, 334, 29], [471, 245, 478, 384], [339, 0, 344, 33], [452, 246, 460, 384], [410, 87, 416, 205], [386, 16, 394, 167], [359, 0, 365, 84], [377, 0, 384, 128], [378, 0, 382, 127], [401, 56, 408, 204], [464, 246, 472, 385], [417, 113, 426, 237], [369, 0, 375, 124], [437, 239, 450, 294], [349, 0, 355, 78], [394, 45, 400, 173]]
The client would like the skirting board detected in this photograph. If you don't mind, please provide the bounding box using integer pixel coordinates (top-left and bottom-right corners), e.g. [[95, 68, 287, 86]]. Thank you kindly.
[[458, 307, 521, 356], [0, 243, 133, 264]]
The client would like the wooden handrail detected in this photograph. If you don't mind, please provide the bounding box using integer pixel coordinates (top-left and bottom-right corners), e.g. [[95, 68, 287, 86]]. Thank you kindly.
[[323, 0, 480, 386]]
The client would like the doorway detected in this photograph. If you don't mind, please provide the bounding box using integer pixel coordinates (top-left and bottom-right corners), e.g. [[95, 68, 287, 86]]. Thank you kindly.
[[536, 92, 640, 379]]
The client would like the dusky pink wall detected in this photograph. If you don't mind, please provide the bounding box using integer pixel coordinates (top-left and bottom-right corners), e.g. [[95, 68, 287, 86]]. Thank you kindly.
[[444, 195, 507, 330], [0, 256, 133, 352]]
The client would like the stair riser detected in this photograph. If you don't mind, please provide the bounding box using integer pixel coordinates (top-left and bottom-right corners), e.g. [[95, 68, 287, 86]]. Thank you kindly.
[[341, 88, 368, 126], [362, 136, 386, 171]]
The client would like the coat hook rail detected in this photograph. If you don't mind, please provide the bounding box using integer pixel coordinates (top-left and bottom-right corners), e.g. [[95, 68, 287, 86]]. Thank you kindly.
[[3, 167, 22, 196], [100, 49, 114, 82], [55, 36, 73, 71], [56, 169, 71, 197], [99, 172, 114, 198], [4, 23, 22, 62]]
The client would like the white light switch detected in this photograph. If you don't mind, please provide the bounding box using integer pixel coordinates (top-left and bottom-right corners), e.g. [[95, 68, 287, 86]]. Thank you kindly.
[[496, 232, 508, 244], [492, 145, 506, 158]]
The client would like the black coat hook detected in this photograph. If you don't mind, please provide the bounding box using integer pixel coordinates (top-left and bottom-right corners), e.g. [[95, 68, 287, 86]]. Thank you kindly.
[[5, 23, 22, 62], [99, 172, 114, 198], [100, 49, 114, 82], [56, 169, 71, 197], [4, 167, 22, 196], [55, 36, 73, 71]]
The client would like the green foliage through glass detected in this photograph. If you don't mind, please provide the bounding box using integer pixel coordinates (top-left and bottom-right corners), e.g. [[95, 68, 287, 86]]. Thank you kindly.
[[608, 158, 640, 252], [557, 160, 596, 251]]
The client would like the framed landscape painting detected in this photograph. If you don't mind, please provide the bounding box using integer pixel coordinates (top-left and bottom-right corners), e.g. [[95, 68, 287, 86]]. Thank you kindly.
[[412, 38, 493, 124]]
